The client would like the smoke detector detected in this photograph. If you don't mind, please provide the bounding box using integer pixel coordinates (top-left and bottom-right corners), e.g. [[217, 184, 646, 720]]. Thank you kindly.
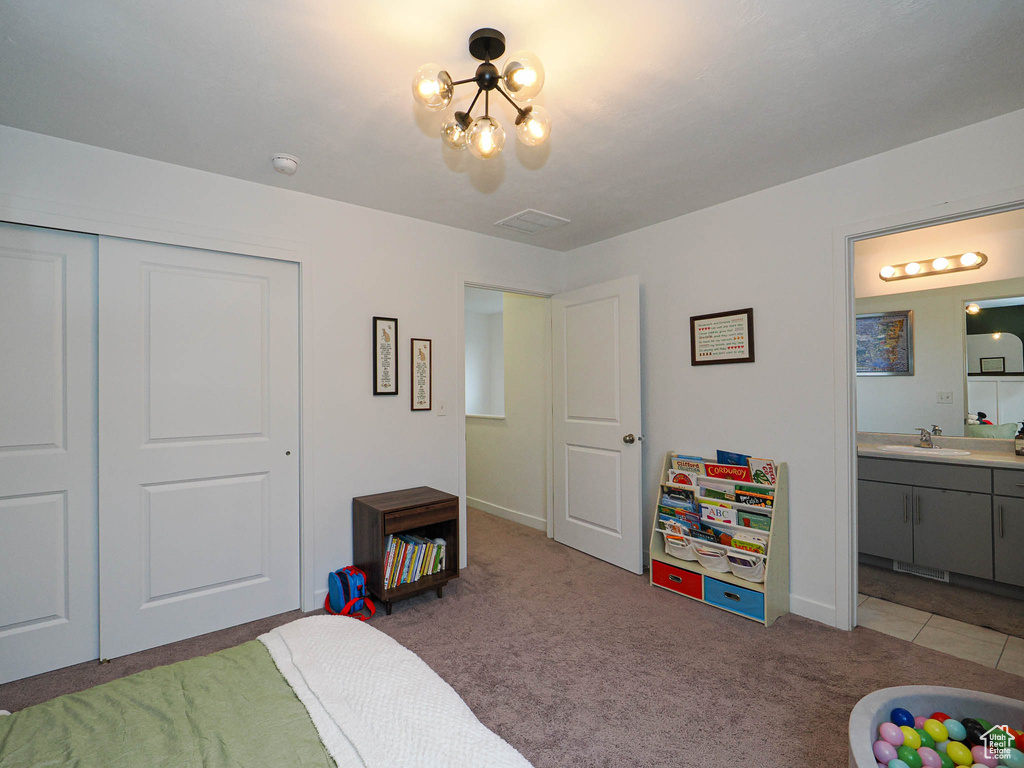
[[271, 154, 299, 175], [494, 209, 569, 234]]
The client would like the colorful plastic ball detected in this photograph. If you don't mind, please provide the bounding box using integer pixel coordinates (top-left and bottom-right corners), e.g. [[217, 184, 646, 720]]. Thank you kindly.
[[970, 745, 997, 768], [961, 719, 985, 747], [897, 745, 924, 768], [916, 728, 936, 749], [916, 716, 929, 729], [932, 712, 951, 723], [881, 722, 906, 746], [892, 708, 916, 728], [918, 746, 942, 768], [924, 719, 949, 744], [888, 760, 911, 768], [901, 726, 923, 750], [945, 741, 973, 766], [874, 740, 899, 763], [1003, 747, 1024, 768], [944, 720, 967, 743]]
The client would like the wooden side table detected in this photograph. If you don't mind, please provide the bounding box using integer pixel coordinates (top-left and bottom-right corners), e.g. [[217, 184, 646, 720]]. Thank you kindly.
[[352, 486, 459, 615]]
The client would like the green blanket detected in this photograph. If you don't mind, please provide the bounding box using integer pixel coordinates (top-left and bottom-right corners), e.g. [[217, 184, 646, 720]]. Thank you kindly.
[[0, 640, 335, 768]]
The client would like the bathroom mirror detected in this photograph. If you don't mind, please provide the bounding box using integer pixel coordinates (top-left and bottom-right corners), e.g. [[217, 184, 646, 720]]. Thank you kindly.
[[855, 278, 1024, 436]]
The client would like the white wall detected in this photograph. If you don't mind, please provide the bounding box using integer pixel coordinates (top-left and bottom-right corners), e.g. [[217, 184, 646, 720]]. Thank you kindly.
[[466, 293, 550, 530], [966, 334, 1024, 374], [465, 309, 505, 416], [560, 109, 1024, 625], [0, 125, 566, 609]]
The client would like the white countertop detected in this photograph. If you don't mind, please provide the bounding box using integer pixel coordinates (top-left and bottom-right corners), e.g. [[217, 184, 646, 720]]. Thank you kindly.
[[857, 432, 1024, 469]]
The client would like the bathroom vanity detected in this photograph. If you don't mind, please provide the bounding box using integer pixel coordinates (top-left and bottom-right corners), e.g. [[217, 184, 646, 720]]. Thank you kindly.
[[858, 434, 1024, 588]]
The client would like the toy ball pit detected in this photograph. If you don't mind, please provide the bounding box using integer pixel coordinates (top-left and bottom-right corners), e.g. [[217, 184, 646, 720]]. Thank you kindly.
[[850, 686, 1024, 768]]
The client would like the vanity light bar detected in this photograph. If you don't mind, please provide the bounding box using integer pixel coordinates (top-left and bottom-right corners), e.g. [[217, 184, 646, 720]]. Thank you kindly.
[[878, 252, 987, 282]]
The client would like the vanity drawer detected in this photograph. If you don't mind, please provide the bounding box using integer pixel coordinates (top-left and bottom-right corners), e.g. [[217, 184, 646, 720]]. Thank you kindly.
[[993, 468, 1024, 498], [858, 457, 990, 493]]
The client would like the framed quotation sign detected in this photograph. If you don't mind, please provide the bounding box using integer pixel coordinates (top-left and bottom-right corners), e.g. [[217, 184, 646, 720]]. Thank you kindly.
[[411, 338, 432, 411], [373, 316, 398, 395], [690, 307, 755, 365]]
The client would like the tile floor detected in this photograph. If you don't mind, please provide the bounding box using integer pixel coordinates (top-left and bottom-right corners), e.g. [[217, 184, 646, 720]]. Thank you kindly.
[[857, 593, 1024, 676]]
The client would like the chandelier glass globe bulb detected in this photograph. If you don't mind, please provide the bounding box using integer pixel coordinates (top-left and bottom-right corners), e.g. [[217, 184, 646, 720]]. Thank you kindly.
[[440, 117, 469, 150], [516, 105, 552, 147], [412, 64, 454, 111], [467, 116, 505, 159], [502, 51, 545, 101]]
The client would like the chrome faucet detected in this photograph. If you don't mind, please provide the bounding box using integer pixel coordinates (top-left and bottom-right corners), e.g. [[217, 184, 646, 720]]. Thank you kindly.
[[930, 424, 942, 436], [915, 428, 935, 448]]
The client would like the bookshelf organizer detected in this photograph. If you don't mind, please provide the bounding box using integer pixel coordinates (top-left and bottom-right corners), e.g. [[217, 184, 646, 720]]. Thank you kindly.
[[353, 486, 459, 616], [649, 452, 789, 627]]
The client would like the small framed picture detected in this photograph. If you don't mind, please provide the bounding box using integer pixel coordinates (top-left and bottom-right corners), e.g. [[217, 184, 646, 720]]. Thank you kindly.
[[411, 338, 432, 411], [690, 308, 755, 366], [373, 316, 398, 395], [980, 356, 1006, 373]]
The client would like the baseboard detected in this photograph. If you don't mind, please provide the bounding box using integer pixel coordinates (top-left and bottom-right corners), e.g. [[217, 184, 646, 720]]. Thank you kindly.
[[313, 588, 328, 611], [789, 594, 837, 627], [467, 497, 546, 531]]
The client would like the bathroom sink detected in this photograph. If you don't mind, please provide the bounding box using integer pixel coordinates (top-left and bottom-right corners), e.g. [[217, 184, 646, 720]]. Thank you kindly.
[[875, 445, 971, 457]]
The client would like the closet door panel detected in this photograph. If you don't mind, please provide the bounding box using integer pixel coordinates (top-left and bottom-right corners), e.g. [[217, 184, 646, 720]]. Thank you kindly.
[[98, 237, 300, 659], [0, 223, 98, 684]]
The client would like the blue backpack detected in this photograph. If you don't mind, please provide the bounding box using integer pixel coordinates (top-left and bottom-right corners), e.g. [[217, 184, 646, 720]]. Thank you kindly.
[[326, 566, 376, 620]]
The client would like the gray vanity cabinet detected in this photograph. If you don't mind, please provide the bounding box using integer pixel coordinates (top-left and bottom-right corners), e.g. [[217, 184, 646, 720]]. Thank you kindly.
[[912, 488, 993, 579], [858, 480, 913, 562], [858, 457, 994, 580], [994, 496, 1024, 587]]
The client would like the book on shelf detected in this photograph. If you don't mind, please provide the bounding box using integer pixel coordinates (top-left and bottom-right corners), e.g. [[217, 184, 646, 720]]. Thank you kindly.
[[703, 463, 753, 482], [382, 533, 447, 589], [747, 458, 777, 486], [716, 449, 751, 467], [670, 454, 704, 473]]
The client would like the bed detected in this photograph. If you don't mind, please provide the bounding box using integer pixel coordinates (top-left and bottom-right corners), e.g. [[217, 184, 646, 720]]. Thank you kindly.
[[0, 616, 532, 768]]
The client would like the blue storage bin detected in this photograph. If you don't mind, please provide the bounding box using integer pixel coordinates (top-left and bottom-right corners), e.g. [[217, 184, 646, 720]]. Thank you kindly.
[[703, 577, 765, 621]]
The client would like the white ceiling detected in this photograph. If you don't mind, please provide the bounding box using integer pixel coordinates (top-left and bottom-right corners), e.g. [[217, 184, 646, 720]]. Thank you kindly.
[[2, 1, 1023, 251]]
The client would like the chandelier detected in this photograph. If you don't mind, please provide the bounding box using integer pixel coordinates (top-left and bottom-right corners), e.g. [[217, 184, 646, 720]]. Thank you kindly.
[[412, 28, 549, 160]]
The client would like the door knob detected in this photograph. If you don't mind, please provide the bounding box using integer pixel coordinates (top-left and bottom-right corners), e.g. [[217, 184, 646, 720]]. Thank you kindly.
[[623, 434, 635, 444]]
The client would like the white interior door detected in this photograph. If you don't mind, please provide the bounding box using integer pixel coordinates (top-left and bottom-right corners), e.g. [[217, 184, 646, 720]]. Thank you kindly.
[[98, 237, 300, 659], [0, 223, 98, 683], [551, 275, 642, 573]]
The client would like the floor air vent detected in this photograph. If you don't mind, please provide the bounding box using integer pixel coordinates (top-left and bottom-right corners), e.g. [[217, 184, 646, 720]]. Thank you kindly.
[[494, 209, 570, 235], [893, 560, 949, 582]]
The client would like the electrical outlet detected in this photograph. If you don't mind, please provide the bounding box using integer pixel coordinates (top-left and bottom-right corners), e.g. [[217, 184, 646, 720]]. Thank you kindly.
[[937, 391, 953, 404], [436, 399, 447, 416]]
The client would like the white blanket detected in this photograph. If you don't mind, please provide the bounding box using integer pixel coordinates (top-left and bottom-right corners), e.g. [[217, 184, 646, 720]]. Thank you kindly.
[[259, 616, 533, 768]]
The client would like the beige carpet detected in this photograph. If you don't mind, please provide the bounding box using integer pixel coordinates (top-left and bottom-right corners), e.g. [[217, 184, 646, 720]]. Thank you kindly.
[[859, 563, 1024, 639], [3, 508, 1023, 767]]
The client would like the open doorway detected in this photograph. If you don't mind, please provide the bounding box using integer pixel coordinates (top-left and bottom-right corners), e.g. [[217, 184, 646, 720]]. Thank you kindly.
[[464, 286, 552, 533], [851, 206, 1024, 673]]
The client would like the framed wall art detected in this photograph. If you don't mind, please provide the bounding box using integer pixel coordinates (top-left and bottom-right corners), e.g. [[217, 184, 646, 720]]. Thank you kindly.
[[980, 356, 1006, 373], [690, 307, 755, 365], [411, 338, 432, 411], [856, 310, 914, 376], [373, 316, 398, 395]]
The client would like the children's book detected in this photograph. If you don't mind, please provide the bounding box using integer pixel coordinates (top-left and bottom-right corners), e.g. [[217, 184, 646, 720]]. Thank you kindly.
[[716, 449, 751, 467], [670, 454, 705, 473], [700, 503, 737, 526], [747, 458, 777, 486], [666, 468, 699, 486], [704, 463, 753, 482], [737, 509, 772, 531], [736, 489, 774, 508]]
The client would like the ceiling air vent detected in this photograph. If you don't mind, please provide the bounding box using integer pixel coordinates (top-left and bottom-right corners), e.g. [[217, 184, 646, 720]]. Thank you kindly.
[[494, 209, 570, 235]]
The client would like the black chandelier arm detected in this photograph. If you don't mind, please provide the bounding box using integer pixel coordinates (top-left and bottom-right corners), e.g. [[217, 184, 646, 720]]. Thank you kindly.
[[493, 85, 529, 118], [451, 77, 477, 87], [465, 88, 483, 117]]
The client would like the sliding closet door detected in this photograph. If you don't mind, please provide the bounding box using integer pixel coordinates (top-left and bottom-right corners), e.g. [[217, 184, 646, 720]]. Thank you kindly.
[[98, 237, 300, 659], [0, 223, 98, 684]]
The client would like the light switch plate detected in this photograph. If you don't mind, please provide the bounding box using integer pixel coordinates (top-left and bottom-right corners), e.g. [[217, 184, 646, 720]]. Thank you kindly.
[[436, 399, 447, 416], [937, 391, 953, 404]]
